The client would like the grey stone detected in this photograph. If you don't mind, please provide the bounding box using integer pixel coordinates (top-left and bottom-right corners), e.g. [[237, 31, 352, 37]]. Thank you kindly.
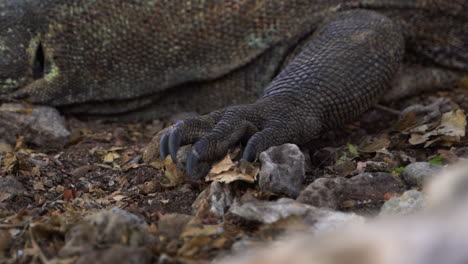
[[76, 246, 151, 264], [157, 213, 192, 239], [0, 103, 70, 148], [379, 189, 426, 216], [192, 181, 234, 218], [109, 207, 148, 227], [220, 163, 468, 264], [297, 172, 403, 209], [0, 176, 26, 202], [60, 208, 149, 257], [259, 143, 305, 198], [228, 195, 363, 229], [402, 162, 443, 187]]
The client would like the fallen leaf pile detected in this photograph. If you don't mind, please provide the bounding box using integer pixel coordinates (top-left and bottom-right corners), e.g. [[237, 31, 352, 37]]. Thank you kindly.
[[0, 91, 467, 263]]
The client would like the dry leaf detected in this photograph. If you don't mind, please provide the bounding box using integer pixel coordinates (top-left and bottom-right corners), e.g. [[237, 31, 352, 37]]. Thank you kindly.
[[0, 142, 13, 153], [122, 163, 139, 170], [360, 137, 390, 153], [112, 195, 127, 201], [1, 152, 18, 173], [103, 152, 120, 163], [31, 166, 41, 178], [210, 154, 235, 174], [64, 188, 76, 201], [0, 105, 33, 114], [33, 182, 45, 191], [206, 156, 258, 183], [409, 109, 466, 147], [206, 170, 256, 183], [158, 156, 186, 187]]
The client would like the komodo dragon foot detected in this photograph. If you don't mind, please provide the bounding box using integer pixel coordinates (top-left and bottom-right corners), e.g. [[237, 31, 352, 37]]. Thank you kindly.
[[161, 9, 405, 179]]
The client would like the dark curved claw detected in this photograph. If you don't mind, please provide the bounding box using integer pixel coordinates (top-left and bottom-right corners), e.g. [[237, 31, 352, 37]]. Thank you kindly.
[[186, 146, 200, 179], [160, 131, 170, 159], [242, 142, 257, 162], [168, 129, 182, 163]]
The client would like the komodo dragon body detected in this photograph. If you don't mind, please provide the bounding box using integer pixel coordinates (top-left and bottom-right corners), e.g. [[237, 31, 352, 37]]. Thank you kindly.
[[0, 0, 467, 178]]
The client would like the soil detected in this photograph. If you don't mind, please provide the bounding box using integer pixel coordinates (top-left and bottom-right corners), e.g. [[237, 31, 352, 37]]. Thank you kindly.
[[0, 88, 467, 263]]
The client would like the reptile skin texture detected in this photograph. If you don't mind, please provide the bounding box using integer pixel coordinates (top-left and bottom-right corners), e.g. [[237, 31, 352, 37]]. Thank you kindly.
[[0, 0, 467, 178]]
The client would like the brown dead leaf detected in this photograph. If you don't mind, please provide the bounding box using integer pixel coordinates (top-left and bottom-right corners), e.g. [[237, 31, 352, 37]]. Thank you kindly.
[[206, 154, 258, 183], [0, 230, 12, 254], [178, 236, 213, 257], [0, 104, 33, 114], [210, 154, 235, 174], [206, 170, 256, 183], [181, 218, 223, 238], [63, 188, 76, 202], [341, 200, 357, 208], [103, 152, 120, 163], [14, 136, 26, 151], [1, 152, 18, 173], [33, 182, 45, 191], [155, 156, 186, 187], [409, 109, 466, 147], [1, 152, 31, 174], [31, 166, 41, 178], [122, 163, 139, 170], [0, 142, 13, 153], [112, 195, 127, 201], [69, 165, 94, 178], [360, 137, 390, 153], [395, 111, 419, 132], [459, 76, 468, 91]]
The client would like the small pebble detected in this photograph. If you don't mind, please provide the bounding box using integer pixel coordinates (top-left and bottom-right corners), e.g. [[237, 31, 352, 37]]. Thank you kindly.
[[0, 103, 70, 148], [259, 144, 305, 198], [379, 189, 426, 216], [402, 162, 443, 187], [297, 172, 403, 209]]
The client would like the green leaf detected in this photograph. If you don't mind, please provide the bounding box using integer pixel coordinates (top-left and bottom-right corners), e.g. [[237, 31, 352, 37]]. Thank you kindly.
[[428, 156, 445, 165], [389, 167, 405, 174], [335, 155, 349, 165], [347, 143, 359, 156]]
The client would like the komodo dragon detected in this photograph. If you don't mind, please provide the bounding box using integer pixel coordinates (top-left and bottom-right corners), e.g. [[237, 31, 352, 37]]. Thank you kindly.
[[0, 0, 467, 178]]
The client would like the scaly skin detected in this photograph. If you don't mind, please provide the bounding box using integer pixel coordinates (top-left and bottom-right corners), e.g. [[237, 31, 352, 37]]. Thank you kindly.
[[0, 0, 467, 178]]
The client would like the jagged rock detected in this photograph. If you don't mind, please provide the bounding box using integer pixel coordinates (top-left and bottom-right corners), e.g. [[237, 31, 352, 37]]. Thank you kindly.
[[228, 195, 363, 229], [0, 103, 70, 148], [297, 172, 403, 209], [221, 163, 468, 264], [402, 162, 443, 187], [60, 208, 149, 257], [379, 189, 426, 216], [157, 213, 192, 239], [0, 176, 26, 202], [259, 144, 305, 198], [192, 181, 235, 218]]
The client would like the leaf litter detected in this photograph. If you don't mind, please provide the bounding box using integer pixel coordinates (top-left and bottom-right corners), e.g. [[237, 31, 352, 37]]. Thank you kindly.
[[0, 90, 467, 263]]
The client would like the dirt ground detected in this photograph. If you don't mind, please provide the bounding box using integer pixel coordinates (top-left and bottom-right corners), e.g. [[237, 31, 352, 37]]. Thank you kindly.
[[0, 88, 467, 263]]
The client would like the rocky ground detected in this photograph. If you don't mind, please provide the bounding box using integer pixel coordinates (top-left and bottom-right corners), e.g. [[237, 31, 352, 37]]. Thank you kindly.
[[0, 87, 467, 264]]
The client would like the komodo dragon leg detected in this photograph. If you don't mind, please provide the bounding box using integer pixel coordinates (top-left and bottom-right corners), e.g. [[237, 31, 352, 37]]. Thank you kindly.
[[161, 9, 405, 179]]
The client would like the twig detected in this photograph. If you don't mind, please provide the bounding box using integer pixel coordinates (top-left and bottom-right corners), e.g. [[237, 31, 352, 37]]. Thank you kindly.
[[375, 104, 400, 115], [28, 227, 51, 264], [0, 224, 25, 229]]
